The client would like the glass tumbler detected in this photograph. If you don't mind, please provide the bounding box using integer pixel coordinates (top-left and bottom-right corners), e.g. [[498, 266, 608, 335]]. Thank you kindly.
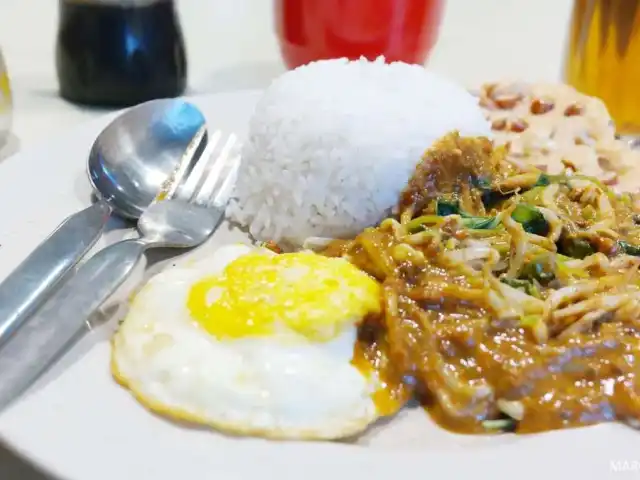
[[275, 0, 445, 70], [564, 0, 640, 137]]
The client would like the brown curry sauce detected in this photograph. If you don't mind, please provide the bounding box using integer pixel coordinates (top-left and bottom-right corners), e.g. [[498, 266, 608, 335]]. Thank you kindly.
[[323, 133, 640, 435]]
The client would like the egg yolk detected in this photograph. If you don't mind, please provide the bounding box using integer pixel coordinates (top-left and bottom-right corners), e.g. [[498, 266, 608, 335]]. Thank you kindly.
[[187, 251, 381, 341]]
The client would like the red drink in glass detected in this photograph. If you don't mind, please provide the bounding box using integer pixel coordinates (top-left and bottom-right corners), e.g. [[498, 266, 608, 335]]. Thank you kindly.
[[275, 0, 445, 69]]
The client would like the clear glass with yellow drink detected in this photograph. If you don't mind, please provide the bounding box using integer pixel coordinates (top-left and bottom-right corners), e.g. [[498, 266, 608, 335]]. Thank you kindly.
[[564, 0, 640, 137]]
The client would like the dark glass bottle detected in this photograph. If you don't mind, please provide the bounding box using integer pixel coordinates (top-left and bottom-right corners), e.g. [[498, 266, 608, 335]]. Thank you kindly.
[[56, 0, 187, 107]]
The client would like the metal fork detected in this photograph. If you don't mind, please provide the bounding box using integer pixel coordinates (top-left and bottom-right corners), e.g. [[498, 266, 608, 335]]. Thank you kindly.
[[0, 131, 240, 410]]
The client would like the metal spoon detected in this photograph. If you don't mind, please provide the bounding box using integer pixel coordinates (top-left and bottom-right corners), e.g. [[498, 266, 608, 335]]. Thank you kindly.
[[0, 131, 240, 410], [0, 99, 207, 346]]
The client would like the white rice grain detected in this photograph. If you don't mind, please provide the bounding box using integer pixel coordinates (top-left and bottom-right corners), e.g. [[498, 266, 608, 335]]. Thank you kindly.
[[229, 57, 490, 246]]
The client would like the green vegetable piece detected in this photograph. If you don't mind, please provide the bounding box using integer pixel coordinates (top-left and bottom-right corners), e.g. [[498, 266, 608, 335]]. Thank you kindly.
[[510, 204, 549, 236], [406, 215, 442, 233], [534, 173, 566, 187], [501, 278, 530, 291], [436, 199, 461, 217], [473, 176, 492, 191], [482, 418, 517, 432], [435, 199, 500, 229], [521, 314, 543, 327], [462, 216, 500, 230], [534, 174, 550, 187], [471, 176, 508, 210], [501, 277, 543, 297], [520, 261, 554, 284], [560, 237, 595, 259], [533, 173, 551, 188], [482, 190, 510, 210], [528, 282, 541, 299], [521, 186, 545, 204], [436, 201, 549, 234], [618, 241, 640, 257]]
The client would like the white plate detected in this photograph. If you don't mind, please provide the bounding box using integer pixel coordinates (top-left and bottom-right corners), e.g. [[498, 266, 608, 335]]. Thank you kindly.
[[0, 91, 638, 480]]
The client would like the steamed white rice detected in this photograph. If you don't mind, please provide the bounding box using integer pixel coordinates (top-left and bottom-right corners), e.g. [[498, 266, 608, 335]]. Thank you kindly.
[[229, 57, 490, 246]]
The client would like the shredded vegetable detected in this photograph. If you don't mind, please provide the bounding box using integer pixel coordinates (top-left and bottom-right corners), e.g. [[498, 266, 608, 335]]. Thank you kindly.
[[322, 133, 640, 435]]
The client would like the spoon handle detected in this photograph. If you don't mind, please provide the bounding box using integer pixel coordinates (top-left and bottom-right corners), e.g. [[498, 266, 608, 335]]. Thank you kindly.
[[0, 238, 146, 410], [0, 201, 111, 347]]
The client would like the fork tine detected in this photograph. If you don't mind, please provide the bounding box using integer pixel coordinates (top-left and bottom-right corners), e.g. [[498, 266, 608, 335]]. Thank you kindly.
[[152, 125, 207, 203], [210, 150, 240, 208], [177, 130, 221, 201], [193, 133, 238, 206], [164, 125, 208, 201]]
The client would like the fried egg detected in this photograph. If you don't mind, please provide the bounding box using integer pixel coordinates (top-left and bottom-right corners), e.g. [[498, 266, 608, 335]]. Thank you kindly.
[[111, 244, 401, 440]]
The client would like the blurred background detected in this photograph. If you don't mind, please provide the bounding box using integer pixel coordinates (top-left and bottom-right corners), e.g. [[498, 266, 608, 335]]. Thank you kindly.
[[0, 0, 573, 162]]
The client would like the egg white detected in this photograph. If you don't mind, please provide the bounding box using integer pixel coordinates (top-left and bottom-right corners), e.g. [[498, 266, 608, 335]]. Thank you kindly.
[[111, 244, 384, 440]]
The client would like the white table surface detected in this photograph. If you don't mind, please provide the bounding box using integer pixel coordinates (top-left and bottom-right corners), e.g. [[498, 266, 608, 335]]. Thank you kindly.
[[0, 0, 573, 477]]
